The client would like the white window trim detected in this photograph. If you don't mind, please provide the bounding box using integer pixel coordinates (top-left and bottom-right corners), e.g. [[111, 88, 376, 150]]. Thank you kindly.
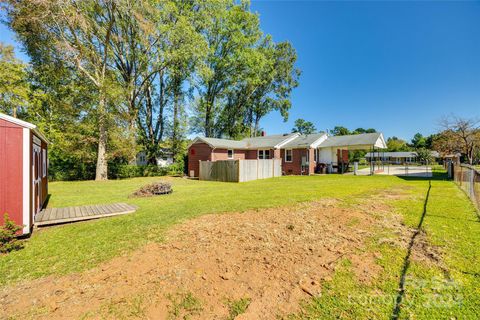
[[257, 149, 270, 160], [227, 149, 234, 159], [285, 149, 293, 162]]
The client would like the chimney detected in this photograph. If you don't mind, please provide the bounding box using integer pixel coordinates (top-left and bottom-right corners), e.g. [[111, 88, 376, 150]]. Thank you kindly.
[[261, 131, 266, 136]]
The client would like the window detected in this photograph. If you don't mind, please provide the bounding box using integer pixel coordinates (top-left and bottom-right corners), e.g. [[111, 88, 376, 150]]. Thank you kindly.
[[285, 149, 292, 162], [258, 149, 270, 159], [227, 149, 234, 159], [314, 149, 318, 162], [42, 149, 47, 178]]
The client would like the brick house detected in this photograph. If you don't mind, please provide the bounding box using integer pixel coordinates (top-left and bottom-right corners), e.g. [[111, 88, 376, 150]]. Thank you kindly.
[[187, 132, 386, 177]]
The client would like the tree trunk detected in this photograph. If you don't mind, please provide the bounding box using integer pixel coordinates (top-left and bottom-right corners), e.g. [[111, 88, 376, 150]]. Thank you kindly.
[[205, 100, 211, 137], [95, 95, 108, 181]]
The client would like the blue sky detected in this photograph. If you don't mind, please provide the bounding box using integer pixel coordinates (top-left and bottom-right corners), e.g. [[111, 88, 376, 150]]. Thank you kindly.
[[251, 0, 480, 140], [1, 1, 480, 141]]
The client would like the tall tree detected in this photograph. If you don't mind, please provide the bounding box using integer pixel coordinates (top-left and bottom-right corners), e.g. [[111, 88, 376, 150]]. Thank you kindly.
[[292, 118, 316, 135], [193, 0, 261, 137], [0, 43, 29, 117], [386, 136, 409, 152], [436, 115, 480, 164], [331, 126, 350, 136], [411, 133, 427, 149], [7, 0, 121, 180]]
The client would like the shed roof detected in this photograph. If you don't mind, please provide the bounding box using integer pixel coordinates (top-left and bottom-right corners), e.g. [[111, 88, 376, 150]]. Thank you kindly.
[[318, 132, 386, 149], [0, 112, 49, 143]]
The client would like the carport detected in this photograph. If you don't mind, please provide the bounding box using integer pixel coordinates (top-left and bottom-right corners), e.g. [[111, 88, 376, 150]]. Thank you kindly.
[[316, 132, 387, 174]]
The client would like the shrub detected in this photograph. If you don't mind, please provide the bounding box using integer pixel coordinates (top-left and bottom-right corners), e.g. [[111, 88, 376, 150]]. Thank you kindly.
[[0, 214, 24, 254], [132, 181, 173, 197]]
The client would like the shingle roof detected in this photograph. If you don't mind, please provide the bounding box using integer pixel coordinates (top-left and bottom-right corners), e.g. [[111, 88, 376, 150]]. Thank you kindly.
[[318, 132, 386, 148], [198, 137, 248, 149], [242, 133, 299, 148], [191, 132, 387, 150], [192, 133, 299, 149], [282, 133, 327, 148]]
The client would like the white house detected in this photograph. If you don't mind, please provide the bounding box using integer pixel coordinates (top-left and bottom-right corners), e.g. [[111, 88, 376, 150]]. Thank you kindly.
[[136, 150, 173, 167]]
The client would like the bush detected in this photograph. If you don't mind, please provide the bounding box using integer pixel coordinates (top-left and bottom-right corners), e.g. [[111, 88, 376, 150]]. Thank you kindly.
[[0, 214, 24, 254], [132, 181, 173, 197]]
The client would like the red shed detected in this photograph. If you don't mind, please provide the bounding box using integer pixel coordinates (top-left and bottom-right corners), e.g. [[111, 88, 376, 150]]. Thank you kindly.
[[0, 113, 49, 235]]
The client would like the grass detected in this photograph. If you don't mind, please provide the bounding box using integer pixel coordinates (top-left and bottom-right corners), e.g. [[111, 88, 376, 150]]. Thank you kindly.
[[167, 292, 203, 318], [1, 173, 479, 319], [226, 297, 251, 319]]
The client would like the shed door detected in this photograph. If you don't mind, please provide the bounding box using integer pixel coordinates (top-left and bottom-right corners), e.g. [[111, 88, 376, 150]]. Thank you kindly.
[[32, 144, 42, 216]]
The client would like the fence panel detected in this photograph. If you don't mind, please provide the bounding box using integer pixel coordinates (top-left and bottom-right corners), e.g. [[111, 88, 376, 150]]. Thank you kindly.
[[239, 160, 258, 182], [453, 164, 480, 210], [200, 159, 282, 182], [199, 160, 239, 182]]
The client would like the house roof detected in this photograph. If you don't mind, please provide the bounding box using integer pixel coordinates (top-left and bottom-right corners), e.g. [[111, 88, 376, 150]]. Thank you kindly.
[[190, 132, 387, 150], [190, 133, 299, 149], [365, 151, 440, 158], [318, 132, 386, 149], [0, 112, 49, 143], [282, 132, 327, 148]]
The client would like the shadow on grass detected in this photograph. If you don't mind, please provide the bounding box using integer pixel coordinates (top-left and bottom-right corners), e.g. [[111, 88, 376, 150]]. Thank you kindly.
[[391, 180, 431, 320], [396, 171, 448, 182]]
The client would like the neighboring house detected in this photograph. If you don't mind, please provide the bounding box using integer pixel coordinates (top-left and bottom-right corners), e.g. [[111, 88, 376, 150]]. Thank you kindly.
[[187, 132, 386, 177], [0, 113, 49, 235], [136, 150, 173, 167], [365, 151, 440, 164]]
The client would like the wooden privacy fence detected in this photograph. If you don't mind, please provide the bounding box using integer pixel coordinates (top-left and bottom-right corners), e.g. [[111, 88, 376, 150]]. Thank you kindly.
[[453, 164, 480, 210], [199, 159, 282, 182]]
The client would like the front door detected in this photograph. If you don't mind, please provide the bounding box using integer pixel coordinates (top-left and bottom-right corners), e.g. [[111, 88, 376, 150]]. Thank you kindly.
[[32, 144, 42, 216]]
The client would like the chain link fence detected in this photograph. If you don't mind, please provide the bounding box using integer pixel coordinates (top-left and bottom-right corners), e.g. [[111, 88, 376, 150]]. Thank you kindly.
[[452, 164, 480, 209]]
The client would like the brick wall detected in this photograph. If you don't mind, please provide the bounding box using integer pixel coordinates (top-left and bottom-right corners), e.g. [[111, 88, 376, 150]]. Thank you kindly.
[[212, 149, 246, 161], [187, 142, 212, 177], [281, 148, 316, 175]]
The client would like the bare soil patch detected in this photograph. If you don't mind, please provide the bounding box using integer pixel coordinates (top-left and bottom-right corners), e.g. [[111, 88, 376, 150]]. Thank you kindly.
[[2, 192, 415, 319]]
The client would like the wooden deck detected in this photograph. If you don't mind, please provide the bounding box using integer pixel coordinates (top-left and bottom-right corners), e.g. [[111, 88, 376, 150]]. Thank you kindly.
[[35, 203, 138, 226]]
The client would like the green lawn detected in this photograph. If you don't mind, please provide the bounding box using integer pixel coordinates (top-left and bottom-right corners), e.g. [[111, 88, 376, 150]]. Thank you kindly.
[[1, 174, 479, 319]]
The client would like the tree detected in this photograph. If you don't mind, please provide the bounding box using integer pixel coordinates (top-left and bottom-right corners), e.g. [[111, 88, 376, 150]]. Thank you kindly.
[[0, 43, 29, 117], [352, 127, 376, 135], [331, 126, 350, 136], [411, 133, 427, 149], [416, 148, 432, 164], [387, 137, 409, 152], [292, 118, 316, 135], [436, 115, 480, 164], [7, 0, 122, 180]]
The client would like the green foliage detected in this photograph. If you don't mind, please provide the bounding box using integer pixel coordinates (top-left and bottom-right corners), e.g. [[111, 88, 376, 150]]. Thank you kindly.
[[0, 214, 23, 254], [386, 136, 410, 152], [416, 147, 433, 164], [226, 297, 251, 319], [331, 126, 351, 136], [292, 118, 316, 135], [331, 126, 377, 136], [0, 43, 30, 117], [4, 0, 300, 180], [167, 292, 203, 318], [411, 133, 427, 149]]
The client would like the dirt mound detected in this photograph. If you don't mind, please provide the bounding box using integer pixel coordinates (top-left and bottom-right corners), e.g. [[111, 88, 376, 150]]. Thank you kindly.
[[2, 199, 388, 319]]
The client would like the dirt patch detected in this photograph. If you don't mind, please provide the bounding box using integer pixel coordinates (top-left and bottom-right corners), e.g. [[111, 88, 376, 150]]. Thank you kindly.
[[1, 197, 397, 319]]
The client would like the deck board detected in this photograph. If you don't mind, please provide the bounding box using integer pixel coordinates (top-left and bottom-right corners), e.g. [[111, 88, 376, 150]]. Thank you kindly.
[[35, 203, 137, 226]]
